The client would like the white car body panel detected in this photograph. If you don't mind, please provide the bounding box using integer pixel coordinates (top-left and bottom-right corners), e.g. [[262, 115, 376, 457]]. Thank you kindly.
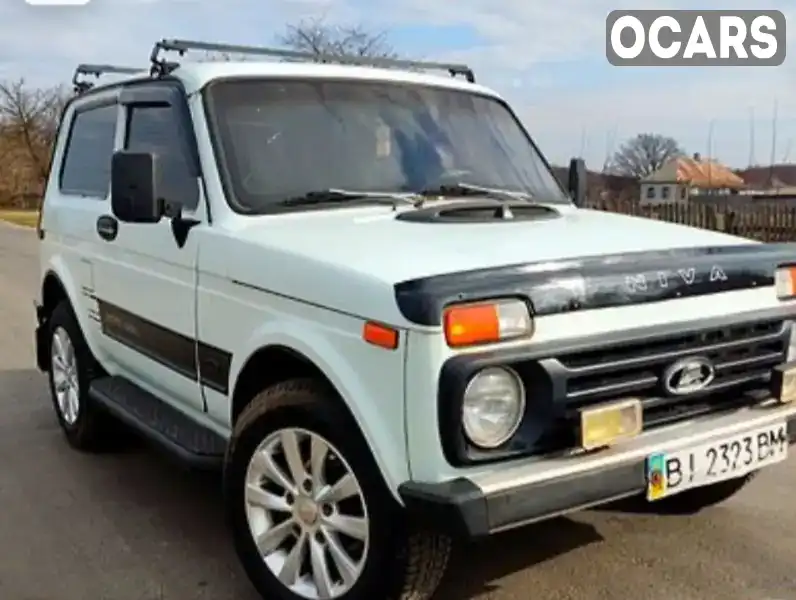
[[175, 61, 502, 99], [38, 87, 123, 367], [196, 254, 410, 491], [227, 204, 753, 285]]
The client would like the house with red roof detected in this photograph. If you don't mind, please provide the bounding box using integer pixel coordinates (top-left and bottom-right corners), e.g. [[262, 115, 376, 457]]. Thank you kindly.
[[640, 153, 745, 204]]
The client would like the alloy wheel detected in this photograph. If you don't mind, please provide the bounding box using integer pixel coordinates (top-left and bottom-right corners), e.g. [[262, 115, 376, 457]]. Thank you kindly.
[[244, 427, 370, 599], [51, 326, 80, 425]]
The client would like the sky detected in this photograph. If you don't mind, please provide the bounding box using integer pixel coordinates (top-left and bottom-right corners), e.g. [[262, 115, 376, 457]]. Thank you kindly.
[[1, 0, 794, 170]]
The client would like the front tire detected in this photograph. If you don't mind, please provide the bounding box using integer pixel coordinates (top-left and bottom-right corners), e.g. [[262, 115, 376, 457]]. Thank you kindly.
[[225, 378, 451, 600], [47, 301, 121, 451]]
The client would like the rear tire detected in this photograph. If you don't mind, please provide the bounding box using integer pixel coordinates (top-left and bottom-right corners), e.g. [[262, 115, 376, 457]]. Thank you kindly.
[[47, 301, 126, 452], [225, 378, 451, 600], [636, 474, 754, 515]]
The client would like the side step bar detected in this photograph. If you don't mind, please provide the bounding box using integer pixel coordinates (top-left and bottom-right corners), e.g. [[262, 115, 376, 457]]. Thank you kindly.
[[89, 376, 227, 469]]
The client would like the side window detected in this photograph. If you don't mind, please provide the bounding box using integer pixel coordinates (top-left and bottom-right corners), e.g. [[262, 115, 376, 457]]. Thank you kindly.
[[59, 104, 118, 197], [125, 103, 198, 209]]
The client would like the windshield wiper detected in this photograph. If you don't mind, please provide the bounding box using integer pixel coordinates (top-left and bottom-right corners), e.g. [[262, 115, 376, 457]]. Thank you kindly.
[[279, 188, 417, 208], [279, 183, 535, 210], [416, 182, 533, 203]]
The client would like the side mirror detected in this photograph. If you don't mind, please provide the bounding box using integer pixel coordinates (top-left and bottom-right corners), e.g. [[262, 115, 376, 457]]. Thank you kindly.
[[568, 157, 587, 207], [110, 150, 164, 223]]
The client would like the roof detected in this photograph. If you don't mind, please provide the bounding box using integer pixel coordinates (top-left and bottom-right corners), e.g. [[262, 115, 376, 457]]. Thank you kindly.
[[738, 164, 796, 190], [87, 60, 502, 98], [642, 156, 745, 190], [175, 61, 500, 96]]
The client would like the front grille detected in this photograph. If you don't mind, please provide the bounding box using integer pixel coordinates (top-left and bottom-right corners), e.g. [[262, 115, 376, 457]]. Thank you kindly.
[[530, 318, 789, 454], [548, 319, 786, 406]]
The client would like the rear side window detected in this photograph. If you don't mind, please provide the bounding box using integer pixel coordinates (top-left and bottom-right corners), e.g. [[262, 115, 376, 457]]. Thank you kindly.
[[59, 104, 118, 197]]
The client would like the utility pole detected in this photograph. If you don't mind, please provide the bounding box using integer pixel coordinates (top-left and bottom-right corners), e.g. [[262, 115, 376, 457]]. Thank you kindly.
[[769, 99, 778, 188], [748, 107, 755, 167]]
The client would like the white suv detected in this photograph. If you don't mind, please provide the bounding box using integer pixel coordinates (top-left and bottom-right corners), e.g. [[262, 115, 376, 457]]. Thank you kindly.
[[35, 38, 796, 600]]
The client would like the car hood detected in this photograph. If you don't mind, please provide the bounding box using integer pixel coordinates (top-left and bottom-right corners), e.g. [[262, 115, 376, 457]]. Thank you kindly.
[[232, 204, 754, 284]]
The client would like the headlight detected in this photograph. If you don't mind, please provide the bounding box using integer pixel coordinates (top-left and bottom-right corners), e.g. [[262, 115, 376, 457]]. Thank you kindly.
[[462, 367, 525, 449], [787, 320, 796, 361]]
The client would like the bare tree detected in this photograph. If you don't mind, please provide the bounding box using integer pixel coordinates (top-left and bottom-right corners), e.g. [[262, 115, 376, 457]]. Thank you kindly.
[[277, 17, 396, 58], [0, 79, 68, 207], [609, 133, 685, 179], [199, 18, 396, 63]]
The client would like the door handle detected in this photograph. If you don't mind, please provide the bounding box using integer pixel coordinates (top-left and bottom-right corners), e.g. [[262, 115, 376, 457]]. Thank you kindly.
[[96, 215, 119, 241]]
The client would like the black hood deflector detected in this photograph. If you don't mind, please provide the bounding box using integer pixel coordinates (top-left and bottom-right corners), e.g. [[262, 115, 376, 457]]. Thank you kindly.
[[394, 243, 796, 326]]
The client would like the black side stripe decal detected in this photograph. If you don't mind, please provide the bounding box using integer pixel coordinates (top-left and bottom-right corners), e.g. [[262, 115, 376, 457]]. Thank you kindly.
[[96, 300, 232, 394]]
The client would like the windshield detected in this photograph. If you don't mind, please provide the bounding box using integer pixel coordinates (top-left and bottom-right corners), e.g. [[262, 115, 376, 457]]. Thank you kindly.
[[204, 78, 570, 213]]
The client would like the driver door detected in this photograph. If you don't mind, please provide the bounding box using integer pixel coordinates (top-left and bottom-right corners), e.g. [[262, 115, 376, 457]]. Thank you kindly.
[[92, 81, 207, 414]]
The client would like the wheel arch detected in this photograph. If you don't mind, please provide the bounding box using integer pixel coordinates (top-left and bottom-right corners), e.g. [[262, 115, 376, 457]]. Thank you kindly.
[[37, 265, 103, 371], [229, 340, 408, 502], [41, 270, 69, 315], [230, 344, 330, 423], [37, 270, 72, 370]]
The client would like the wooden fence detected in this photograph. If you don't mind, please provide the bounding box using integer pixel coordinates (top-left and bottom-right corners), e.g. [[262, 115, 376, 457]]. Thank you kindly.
[[586, 200, 796, 243]]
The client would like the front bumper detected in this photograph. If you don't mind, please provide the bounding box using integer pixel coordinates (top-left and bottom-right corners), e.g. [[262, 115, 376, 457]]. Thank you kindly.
[[399, 401, 796, 538]]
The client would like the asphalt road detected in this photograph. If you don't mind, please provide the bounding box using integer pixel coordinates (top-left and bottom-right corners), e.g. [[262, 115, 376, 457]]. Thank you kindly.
[[1, 222, 796, 600]]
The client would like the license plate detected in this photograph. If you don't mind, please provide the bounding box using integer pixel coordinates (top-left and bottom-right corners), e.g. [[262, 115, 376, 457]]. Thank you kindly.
[[646, 422, 789, 501]]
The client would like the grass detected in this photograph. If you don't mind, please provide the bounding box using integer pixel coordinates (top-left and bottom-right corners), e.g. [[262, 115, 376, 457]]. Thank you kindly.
[[0, 209, 38, 228]]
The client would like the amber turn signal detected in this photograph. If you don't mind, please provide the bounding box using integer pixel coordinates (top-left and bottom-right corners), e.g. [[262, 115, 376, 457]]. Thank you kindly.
[[443, 299, 532, 348], [362, 321, 399, 350]]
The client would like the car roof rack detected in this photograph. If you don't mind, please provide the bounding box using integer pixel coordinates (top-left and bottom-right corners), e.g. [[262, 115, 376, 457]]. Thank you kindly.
[[148, 38, 476, 83], [72, 64, 145, 94]]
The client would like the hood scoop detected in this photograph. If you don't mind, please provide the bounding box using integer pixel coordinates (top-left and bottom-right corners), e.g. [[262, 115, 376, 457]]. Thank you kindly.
[[396, 200, 560, 223]]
